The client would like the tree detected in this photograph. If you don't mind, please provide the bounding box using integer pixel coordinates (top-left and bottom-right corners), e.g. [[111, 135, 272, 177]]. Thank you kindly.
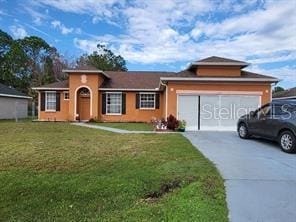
[[76, 44, 127, 71], [0, 30, 69, 97], [273, 86, 285, 93]]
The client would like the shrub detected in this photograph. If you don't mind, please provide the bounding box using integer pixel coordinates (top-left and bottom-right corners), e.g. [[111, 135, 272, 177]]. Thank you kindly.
[[167, 114, 179, 130], [178, 120, 186, 129]]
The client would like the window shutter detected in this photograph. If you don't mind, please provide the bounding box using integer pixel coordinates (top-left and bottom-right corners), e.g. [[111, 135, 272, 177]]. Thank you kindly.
[[155, 93, 160, 109], [102, 93, 106, 114], [122, 93, 126, 114], [136, 93, 140, 109], [41, 92, 45, 111], [56, 92, 60, 111]]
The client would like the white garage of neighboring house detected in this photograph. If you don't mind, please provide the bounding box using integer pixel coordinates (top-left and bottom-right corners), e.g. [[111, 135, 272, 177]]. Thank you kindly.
[[0, 83, 31, 119]]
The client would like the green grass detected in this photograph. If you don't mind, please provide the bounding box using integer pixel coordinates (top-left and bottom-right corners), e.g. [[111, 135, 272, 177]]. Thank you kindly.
[[0, 122, 228, 221], [91, 122, 155, 131]]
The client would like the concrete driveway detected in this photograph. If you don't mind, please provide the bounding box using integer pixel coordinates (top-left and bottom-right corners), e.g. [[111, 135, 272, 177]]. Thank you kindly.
[[184, 131, 296, 222]]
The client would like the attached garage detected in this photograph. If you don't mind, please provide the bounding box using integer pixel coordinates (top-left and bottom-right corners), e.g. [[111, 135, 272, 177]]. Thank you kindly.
[[178, 93, 261, 131]]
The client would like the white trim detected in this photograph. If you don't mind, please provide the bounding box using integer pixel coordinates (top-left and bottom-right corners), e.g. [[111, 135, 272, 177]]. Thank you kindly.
[[99, 88, 160, 91], [32, 87, 69, 90], [0, 93, 31, 99], [105, 92, 122, 115], [139, 92, 156, 110], [160, 77, 279, 82], [176, 90, 263, 96], [74, 86, 93, 120], [45, 91, 57, 112]]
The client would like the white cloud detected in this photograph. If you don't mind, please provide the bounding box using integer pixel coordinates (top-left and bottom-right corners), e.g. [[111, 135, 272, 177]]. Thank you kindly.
[[51, 20, 74, 35], [248, 65, 296, 88], [9, 25, 28, 39], [71, 0, 295, 66]]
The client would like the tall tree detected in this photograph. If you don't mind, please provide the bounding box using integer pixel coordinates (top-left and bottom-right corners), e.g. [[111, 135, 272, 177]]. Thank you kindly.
[[273, 86, 285, 93], [76, 44, 127, 71]]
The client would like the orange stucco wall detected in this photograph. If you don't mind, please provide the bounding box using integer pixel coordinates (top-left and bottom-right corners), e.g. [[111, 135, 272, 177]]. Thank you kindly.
[[39, 91, 69, 121], [68, 73, 104, 121], [166, 81, 271, 117], [38, 73, 272, 123], [99, 92, 164, 122], [196, 66, 241, 77]]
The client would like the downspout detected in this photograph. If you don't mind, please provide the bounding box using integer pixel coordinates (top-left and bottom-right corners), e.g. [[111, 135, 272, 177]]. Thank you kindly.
[[159, 80, 168, 119]]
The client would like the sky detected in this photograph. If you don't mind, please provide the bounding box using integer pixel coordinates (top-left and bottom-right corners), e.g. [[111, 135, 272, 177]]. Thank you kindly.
[[0, 0, 295, 88]]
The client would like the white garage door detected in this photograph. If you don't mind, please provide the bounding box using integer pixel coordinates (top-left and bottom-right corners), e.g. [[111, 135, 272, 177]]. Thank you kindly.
[[178, 95, 199, 131], [178, 94, 260, 131]]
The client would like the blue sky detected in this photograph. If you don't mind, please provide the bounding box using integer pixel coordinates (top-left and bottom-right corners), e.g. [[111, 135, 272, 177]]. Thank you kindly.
[[0, 0, 295, 88]]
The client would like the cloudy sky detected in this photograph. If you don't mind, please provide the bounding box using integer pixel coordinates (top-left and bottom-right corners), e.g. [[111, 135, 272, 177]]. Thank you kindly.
[[0, 0, 295, 88]]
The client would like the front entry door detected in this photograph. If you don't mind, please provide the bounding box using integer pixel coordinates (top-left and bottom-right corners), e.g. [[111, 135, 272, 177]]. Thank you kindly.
[[78, 95, 90, 121]]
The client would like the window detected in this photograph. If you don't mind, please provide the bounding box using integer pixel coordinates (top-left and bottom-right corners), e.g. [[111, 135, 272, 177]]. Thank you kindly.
[[256, 104, 271, 118], [106, 93, 122, 114], [140, 93, 155, 109], [45, 92, 56, 111], [64, 91, 69, 100]]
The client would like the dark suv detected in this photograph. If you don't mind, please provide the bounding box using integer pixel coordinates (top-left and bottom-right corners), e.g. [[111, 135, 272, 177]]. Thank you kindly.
[[237, 99, 296, 153]]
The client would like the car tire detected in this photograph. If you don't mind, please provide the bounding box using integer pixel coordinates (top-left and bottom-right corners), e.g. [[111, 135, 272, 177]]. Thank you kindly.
[[238, 123, 250, 139], [279, 131, 296, 153]]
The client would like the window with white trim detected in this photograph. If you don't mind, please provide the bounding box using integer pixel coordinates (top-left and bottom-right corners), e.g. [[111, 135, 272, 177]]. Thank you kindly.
[[45, 92, 56, 111], [140, 93, 155, 109], [64, 91, 69, 100], [106, 93, 122, 114]]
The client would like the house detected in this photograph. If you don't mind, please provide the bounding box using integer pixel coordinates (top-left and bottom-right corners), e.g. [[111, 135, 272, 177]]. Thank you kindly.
[[273, 87, 296, 100], [32, 56, 279, 130], [0, 83, 31, 119]]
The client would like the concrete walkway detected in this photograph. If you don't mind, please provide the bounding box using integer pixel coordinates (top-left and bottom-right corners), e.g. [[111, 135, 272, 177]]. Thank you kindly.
[[184, 131, 296, 222], [71, 122, 176, 134]]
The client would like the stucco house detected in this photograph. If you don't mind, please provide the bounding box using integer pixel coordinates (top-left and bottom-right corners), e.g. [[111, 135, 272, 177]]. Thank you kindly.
[[32, 56, 279, 130], [0, 83, 31, 119]]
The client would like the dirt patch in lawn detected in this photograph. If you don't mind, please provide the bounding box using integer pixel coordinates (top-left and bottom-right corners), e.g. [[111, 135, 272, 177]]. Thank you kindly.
[[144, 176, 197, 202]]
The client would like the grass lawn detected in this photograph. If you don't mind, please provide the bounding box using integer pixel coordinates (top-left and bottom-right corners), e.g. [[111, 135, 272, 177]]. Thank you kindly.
[[91, 122, 154, 131], [0, 121, 228, 221]]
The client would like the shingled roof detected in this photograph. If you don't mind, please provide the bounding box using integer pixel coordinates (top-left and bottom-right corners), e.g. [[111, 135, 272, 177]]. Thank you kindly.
[[101, 71, 176, 90], [0, 83, 31, 99], [273, 87, 296, 99], [189, 56, 249, 69]]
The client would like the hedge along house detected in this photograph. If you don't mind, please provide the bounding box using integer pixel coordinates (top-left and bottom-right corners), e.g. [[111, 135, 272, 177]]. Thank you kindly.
[[32, 56, 279, 131]]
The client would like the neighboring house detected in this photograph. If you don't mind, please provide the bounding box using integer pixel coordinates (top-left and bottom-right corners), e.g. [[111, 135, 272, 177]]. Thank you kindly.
[[32, 56, 279, 130], [0, 83, 31, 119], [273, 87, 296, 100]]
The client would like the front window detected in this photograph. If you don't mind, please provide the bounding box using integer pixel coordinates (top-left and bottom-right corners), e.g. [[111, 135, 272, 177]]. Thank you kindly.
[[45, 92, 56, 111], [140, 93, 155, 109], [106, 93, 122, 114]]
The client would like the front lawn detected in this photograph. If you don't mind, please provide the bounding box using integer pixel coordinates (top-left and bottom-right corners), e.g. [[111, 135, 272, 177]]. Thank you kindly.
[[0, 121, 228, 221], [91, 122, 154, 131]]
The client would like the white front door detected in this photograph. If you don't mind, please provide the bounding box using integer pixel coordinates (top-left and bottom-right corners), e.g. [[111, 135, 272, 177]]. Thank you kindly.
[[178, 95, 199, 131]]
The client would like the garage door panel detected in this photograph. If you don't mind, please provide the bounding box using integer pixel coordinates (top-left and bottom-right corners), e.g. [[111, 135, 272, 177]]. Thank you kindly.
[[178, 95, 199, 131], [178, 94, 260, 131], [201, 95, 260, 131], [200, 95, 220, 130]]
